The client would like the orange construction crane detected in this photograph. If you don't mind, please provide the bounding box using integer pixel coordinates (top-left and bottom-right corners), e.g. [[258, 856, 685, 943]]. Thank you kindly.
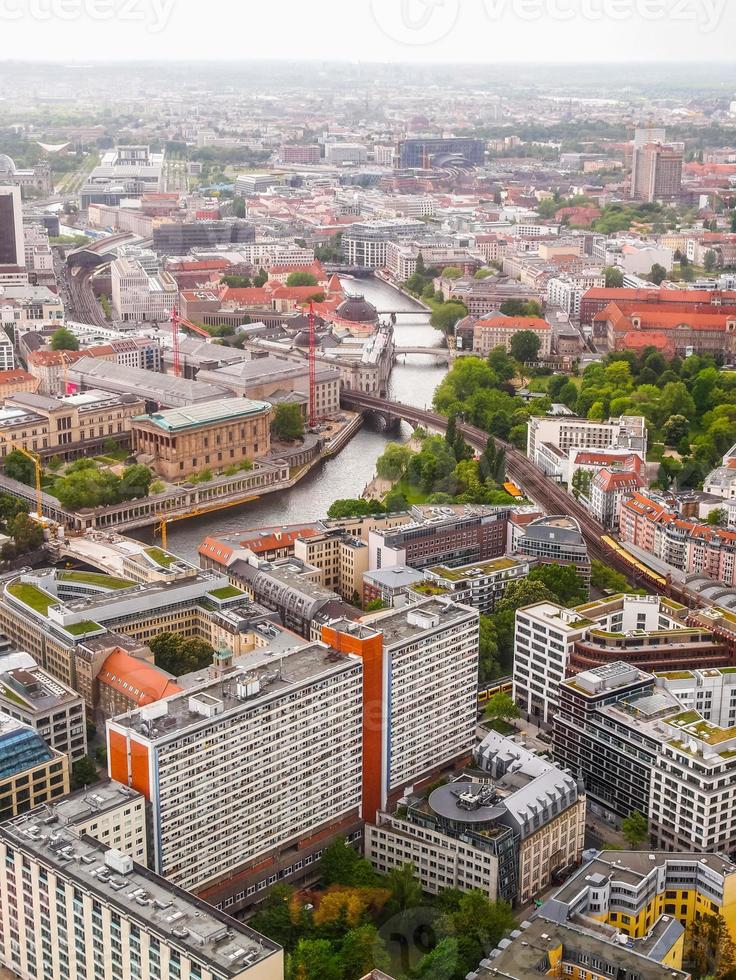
[[0, 435, 43, 519]]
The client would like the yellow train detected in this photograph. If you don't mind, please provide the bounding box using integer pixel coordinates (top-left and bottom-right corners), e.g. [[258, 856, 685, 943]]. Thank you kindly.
[[503, 482, 524, 499], [478, 677, 513, 705], [601, 536, 668, 590]]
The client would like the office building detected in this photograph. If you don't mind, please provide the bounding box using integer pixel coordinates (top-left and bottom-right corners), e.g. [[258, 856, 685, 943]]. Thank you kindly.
[[553, 660, 736, 854], [111, 256, 178, 322], [323, 598, 479, 822], [107, 643, 364, 906], [0, 184, 24, 268], [324, 143, 368, 165], [0, 663, 87, 762], [471, 315, 552, 358], [152, 219, 255, 254], [0, 812, 283, 980], [527, 415, 648, 469], [361, 566, 425, 607], [367, 732, 585, 906], [368, 509, 510, 571], [341, 219, 426, 268], [516, 516, 591, 586], [280, 144, 321, 165], [631, 141, 683, 202], [294, 529, 369, 602], [131, 398, 271, 480], [398, 137, 485, 169], [0, 713, 69, 822], [514, 594, 725, 726], [44, 779, 148, 864]]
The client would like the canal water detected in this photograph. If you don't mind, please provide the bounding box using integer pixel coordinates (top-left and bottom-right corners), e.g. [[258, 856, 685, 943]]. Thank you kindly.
[[165, 277, 448, 560]]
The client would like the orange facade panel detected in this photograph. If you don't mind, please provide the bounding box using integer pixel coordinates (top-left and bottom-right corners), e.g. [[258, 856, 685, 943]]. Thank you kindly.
[[108, 729, 151, 800], [322, 625, 384, 823]]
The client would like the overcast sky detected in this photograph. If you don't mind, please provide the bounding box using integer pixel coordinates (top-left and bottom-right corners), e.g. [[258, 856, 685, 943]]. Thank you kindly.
[[2, 0, 735, 65]]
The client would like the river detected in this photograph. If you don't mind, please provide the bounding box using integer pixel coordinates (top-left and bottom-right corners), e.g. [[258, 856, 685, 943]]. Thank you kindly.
[[164, 277, 448, 560]]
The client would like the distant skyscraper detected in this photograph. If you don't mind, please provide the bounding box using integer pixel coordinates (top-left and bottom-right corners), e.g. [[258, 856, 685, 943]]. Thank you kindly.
[[0, 185, 25, 267], [631, 142, 683, 202]]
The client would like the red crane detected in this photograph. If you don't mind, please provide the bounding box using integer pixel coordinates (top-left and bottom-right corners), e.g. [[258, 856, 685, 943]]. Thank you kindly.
[[308, 300, 317, 427]]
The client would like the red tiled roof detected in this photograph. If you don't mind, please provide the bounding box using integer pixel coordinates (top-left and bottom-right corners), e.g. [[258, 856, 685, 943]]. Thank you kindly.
[[0, 370, 36, 384], [28, 346, 115, 367], [97, 649, 181, 706], [475, 316, 550, 330]]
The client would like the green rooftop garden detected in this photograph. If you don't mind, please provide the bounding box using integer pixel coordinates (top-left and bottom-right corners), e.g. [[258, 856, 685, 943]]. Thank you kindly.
[[657, 671, 695, 680], [208, 586, 244, 601], [59, 571, 135, 591], [145, 547, 178, 568], [63, 621, 103, 637], [7, 581, 56, 615], [427, 557, 520, 582], [0, 684, 27, 707], [411, 582, 450, 597]]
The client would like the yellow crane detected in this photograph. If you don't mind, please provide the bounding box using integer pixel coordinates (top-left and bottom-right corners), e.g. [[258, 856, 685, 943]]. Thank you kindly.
[[0, 435, 43, 519]]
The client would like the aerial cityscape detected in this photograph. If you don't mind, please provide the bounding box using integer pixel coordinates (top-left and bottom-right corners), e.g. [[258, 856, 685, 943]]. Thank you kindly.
[[5, 4, 736, 980]]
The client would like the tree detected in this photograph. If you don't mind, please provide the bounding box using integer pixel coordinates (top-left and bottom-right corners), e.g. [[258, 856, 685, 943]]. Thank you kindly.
[[485, 691, 520, 727], [384, 489, 408, 513], [319, 837, 376, 887], [648, 263, 668, 285], [430, 301, 468, 334], [590, 560, 630, 594], [338, 925, 390, 980], [50, 327, 79, 351], [486, 346, 516, 383], [72, 756, 99, 789], [529, 564, 587, 604], [119, 464, 153, 500], [440, 266, 462, 279], [414, 938, 459, 980], [327, 499, 385, 519], [604, 265, 624, 287], [7, 512, 44, 554], [621, 810, 649, 849], [253, 267, 268, 287], [286, 272, 318, 287], [662, 414, 691, 447], [707, 508, 727, 526], [497, 579, 554, 613], [704, 249, 718, 273], [500, 299, 542, 318], [445, 413, 457, 451], [3, 450, 35, 486], [271, 404, 305, 441], [249, 885, 302, 951], [150, 632, 214, 676], [288, 939, 342, 980], [365, 598, 387, 612], [510, 330, 542, 364], [376, 443, 412, 482], [384, 863, 423, 920], [221, 274, 252, 288], [478, 616, 501, 684]]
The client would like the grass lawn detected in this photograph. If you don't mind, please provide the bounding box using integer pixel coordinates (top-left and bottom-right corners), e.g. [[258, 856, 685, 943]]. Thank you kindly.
[[59, 571, 134, 590], [7, 582, 55, 614], [389, 478, 430, 506], [145, 547, 177, 568], [63, 620, 103, 637], [487, 719, 516, 735], [208, 586, 244, 601]]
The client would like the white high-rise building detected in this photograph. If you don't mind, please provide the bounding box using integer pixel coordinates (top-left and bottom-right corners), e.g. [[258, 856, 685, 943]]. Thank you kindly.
[[107, 643, 364, 909], [0, 811, 282, 980]]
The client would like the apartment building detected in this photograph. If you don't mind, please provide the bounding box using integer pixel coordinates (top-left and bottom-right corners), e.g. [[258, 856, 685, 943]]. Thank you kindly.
[[0, 713, 69, 823], [361, 566, 425, 607], [0, 664, 87, 762], [631, 141, 683, 202], [527, 415, 648, 468], [589, 467, 646, 530], [0, 284, 64, 330], [323, 598, 479, 822], [368, 509, 510, 571], [421, 555, 530, 614], [516, 516, 591, 585], [471, 315, 552, 358], [0, 814, 282, 980], [108, 643, 364, 907], [294, 529, 369, 602], [543, 849, 736, 954], [0, 389, 145, 462], [477, 912, 687, 980], [621, 491, 736, 586], [547, 272, 605, 317], [131, 398, 271, 480]]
